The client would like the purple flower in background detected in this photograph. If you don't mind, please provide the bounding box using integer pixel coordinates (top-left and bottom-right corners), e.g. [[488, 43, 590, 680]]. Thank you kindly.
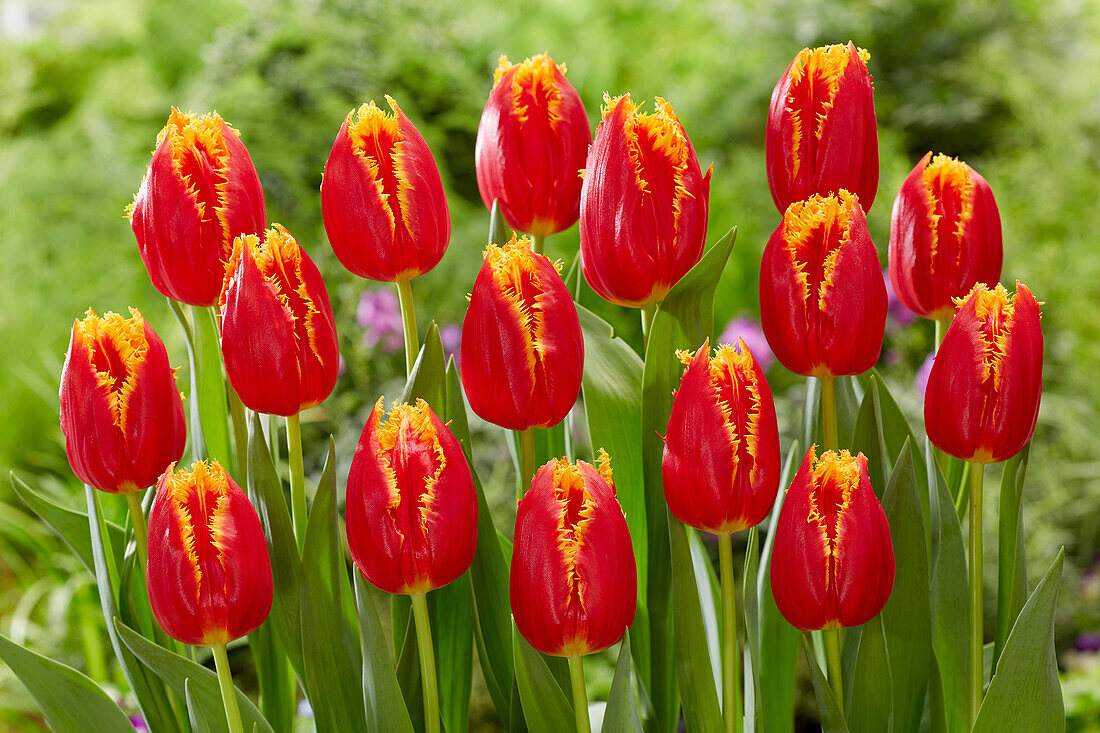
[[718, 315, 774, 371], [440, 324, 461, 360], [129, 717, 148, 732], [356, 289, 404, 352], [915, 351, 935, 399], [884, 270, 918, 326], [1075, 632, 1100, 654]]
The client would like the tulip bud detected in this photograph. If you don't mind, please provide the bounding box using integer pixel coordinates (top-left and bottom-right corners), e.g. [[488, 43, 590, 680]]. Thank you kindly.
[[59, 308, 186, 493], [129, 109, 266, 306], [346, 398, 477, 594], [147, 460, 272, 646], [889, 152, 1003, 320], [460, 235, 583, 431], [219, 224, 339, 416], [475, 54, 592, 237], [511, 452, 636, 657], [765, 43, 878, 213], [770, 447, 894, 631], [579, 94, 712, 307], [759, 190, 887, 377], [662, 338, 781, 534], [321, 96, 450, 282], [924, 282, 1043, 464]]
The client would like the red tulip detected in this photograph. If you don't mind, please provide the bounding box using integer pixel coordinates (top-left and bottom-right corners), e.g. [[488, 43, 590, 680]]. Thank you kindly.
[[924, 282, 1043, 464], [759, 190, 887, 377], [889, 152, 1002, 320], [579, 94, 712, 307], [129, 109, 266, 306], [218, 224, 339, 416], [476, 54, 591, 237], [346, 398, 477, 594], [147, 460, 272, 646], [460, 235, 583, 431], [511, 453, 636, 657], [766, 43, 878, 213], [59, 308, 185, 493], [662, 338, 781, 534], [770, 447, 894, 631], [321, 96, 450, 282]]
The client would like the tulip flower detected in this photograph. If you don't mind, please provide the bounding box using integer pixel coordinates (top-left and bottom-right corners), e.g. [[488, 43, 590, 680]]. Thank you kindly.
[[770, 447, 894, 631], [759, 190, 887, 378], [511, 452, 636, 658], [321, 96, 450, 282], [765, 43, 878, 213], [662, 338, 781, 534], [579, 94, 712, 308], [59, 308, 185, 494], [129, 109, 266, 306], [147, 460, 272, 646], [889, 152, 1003, 320], [475, 54, 592, 240], [218, 224, 339, 417], [924, 282, 1043, 464], [460, 234, 583, 431], [345, 398, 477, 595]]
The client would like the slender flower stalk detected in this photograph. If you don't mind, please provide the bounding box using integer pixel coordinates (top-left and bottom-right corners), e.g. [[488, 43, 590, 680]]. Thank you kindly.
[[226, 382, 249, 481], [823, 628, 844, 714], [935, 317, 949, 351], [213, 643, 245, 733], [718, 534, 742, 733], [396, 279, 419, 376], [411, 593, 440, 733], [123, 492, 149, 574], [820, 376, 839, 452], [968, 462, 984, 723], [532, 234, 546, 256], [519, 429, 536, 499], [568, 654, 591, 733], [286, 413, 306, 551]]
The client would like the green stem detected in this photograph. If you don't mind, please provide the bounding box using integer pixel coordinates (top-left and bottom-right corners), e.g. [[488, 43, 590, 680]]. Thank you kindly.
[[227, 386, 249, 482], [396, 279, 419, 377], [213, 643, 245, 733], [532, 234, 546, 255], [934, 317, 950, 352], [568, 654, 591, 733], [286, 413, 306, 551], [641, 304, 656, 356], [519, 428, 535, 500], [823, 627, 845, 716], [718, 534, 742, 733], [123, 491, 149, 575], [820, 375, 839, 453], [968, 461, 985, 724], [411, 593, 440, 733]]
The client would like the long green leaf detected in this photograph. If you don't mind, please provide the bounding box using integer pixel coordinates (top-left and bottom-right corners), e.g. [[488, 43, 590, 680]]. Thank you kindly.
[[354, 573, 415, 733], [741, 527, 759, 733], [185, 678, 214, 733], [927, 438, 969, 732], [973, 549, 1064, 733], [0, 632, 134, 733], [802, 637, 849, 733], [878, 441, 931, 733], [513, 632, 574, 733], [299, 439, 366, 731], [10, 472, 125, 577], [115, 620, 273, 733], [846, 616, 893, 732], [192, 304, 233, 471], [603, 634, 644, 733], [431, 575, 474, 733], [640, 226, 736, 732], [993, 446, 1029, 671]]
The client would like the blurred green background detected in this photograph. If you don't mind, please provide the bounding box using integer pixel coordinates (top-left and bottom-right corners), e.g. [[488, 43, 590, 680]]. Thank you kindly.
[[2, 0, 1099, 730]]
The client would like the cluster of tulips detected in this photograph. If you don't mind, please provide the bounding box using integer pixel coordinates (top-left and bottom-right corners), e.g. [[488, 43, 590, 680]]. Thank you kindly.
[[45, 42, 1048, 733]]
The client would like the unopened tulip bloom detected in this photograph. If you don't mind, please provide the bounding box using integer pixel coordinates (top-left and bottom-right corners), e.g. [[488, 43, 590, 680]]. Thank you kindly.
[[662, 338, 780, 533], [889, 152, 1003, 320], [511, 452, 636, 657], [770, 447, 894, 631], [321, 96, 450, 282], [759, 190, 887, 377], [580, 94, 712, 307], [924, 282, 1042, 464], [129, 109, 266, 306], [476, 54, 591, 238], [766, 43, 878, 213], [460, 235, 583, 431], [147, 460, 272, 646], [219, 224, 339, 416], [346, 398, 477, 594], [59, 308, 185, 493]]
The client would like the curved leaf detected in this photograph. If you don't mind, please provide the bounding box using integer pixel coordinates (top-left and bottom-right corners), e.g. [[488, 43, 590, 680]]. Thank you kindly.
[[354, 573, 414, 733], [513, 632, 573, 733], [603, 634, 644, 733], [803, 637, 849, 733]]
